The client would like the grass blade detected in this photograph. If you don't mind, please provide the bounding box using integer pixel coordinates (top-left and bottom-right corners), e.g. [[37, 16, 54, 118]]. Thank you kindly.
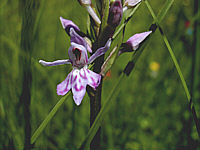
[[31, 93, 71, 144], [145, 0, 200, 138], [157, 0, 175, 23]]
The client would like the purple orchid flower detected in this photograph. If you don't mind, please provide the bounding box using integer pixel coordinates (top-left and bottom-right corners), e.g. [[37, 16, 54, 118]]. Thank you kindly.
[[60, 17, 93, 53], [39, 18, 111, 105], [119, 31, 152, 55]]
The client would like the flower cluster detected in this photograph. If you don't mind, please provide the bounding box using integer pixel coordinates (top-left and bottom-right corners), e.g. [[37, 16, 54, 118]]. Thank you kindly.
[[39, 18, 111, 105], [39, 0, 152, 105]]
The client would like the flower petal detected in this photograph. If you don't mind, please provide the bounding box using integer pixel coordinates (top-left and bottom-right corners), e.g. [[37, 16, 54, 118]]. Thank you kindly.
[[70, 28, 92, 53], [88, 38, 111, 64], [57, 72, 72, 95], [124, 0, 141, 7], [68, 42, 88, 68], [126, 31, 152, 50], [85, 5, 101, 25], [70, 28, 87, 48], [87, 44, 92, 53], [60, 17, 80, 35], [39, 59, 71, 66], [71, 69, 87, 105], [84, 69, 101, 89]]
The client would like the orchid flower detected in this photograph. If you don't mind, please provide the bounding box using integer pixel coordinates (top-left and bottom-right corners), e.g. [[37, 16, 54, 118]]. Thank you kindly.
[[39, 17, 111, 105], [119, 31, 152, 55]]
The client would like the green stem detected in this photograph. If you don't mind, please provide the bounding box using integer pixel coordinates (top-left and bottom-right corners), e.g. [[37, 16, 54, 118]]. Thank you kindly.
[[31, 93, 71, 144], [80, 74, 125, 150]]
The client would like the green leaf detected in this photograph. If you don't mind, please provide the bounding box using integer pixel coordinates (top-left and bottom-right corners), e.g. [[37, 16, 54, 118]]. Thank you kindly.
[[31, 93, 71, 144]]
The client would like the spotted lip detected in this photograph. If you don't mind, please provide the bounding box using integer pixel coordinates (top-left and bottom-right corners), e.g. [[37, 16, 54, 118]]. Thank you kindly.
[[73, 48, 81, 61]]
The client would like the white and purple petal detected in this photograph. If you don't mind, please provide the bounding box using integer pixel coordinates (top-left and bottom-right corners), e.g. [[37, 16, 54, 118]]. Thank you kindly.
[[68, 42, 88, 68], [39, 59, 71, 66], [88, 38, 111, 64], [70, 28, 87, 48], [57, 67, 101, 105], [60, 17, 80, 35], [71, 68, 101, 105], [85, 5, 101, 25], [71, 69, 87, 105], [70, 28, 92, 53], [57, 71, 72, 95], [84, 69, 101, 89]]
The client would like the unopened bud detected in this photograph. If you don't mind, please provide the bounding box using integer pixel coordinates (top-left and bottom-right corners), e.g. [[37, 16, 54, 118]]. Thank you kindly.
[[119, 31, 152, 55], [107, 0, 123, 28]]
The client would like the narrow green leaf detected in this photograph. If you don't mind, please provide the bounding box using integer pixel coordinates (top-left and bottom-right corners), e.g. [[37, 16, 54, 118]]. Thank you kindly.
[[145, 0, 191, 102], [101, 0, 109, 31], [157, 0, 174, 23], [31, 93, 71, 144], [145, 0, 200, 137], [33, 0, 47, 38], [100, 46, 118, 76]]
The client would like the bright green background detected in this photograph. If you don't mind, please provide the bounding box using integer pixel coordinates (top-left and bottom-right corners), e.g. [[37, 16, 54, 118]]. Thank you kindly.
[[0, 0, 199, 149]]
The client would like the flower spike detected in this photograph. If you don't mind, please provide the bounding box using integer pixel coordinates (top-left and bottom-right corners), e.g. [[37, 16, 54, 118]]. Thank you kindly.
[[40, 17, 111, 105]]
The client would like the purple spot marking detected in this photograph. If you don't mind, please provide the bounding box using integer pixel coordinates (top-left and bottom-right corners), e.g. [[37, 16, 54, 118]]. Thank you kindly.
[[74, 84, 84, 92], [64, 78, 70, 91], [80, 69, 87, 79], [85, 53, 88, 63], [59, 78, 70, 95], [90, 76, 98, 88], [73, 75, 77, 82], [70, 74, 73, 85], [86, 69, 90, 74]]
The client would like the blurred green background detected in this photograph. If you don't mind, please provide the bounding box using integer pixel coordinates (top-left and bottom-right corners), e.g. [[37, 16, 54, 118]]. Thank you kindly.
[[0, 0, 200, 149]]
